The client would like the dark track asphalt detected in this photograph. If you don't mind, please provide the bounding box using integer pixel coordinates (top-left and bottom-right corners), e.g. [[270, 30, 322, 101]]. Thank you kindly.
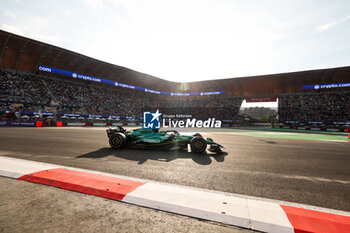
[[0, 127, 349, 211]]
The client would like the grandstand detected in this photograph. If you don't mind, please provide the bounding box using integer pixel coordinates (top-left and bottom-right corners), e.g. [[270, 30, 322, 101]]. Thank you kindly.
[[0, 29, 349, 127]]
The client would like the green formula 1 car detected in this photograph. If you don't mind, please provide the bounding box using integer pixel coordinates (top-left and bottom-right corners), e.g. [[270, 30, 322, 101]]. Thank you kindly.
[[106, 126, 224, 153]]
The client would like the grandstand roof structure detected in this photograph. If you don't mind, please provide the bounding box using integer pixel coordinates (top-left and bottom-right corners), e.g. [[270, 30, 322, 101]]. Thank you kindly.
[[1, 29, 349, 98]]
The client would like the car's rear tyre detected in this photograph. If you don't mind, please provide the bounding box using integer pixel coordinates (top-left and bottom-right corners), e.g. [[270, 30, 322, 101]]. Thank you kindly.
[[190, 136, 207, 153], [109, 133, 126, 149]]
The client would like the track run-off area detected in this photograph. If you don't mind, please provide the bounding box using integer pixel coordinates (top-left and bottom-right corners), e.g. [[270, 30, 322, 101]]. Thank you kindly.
[[0, 126, 349, 213]]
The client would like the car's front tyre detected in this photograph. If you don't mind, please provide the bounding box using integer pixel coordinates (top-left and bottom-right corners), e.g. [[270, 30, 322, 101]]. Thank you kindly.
[[190, 136, 207, 153], [109, 133, 126, 149]]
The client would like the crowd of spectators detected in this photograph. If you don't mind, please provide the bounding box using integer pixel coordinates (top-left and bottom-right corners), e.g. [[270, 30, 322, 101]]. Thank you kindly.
[[2, 70, 349, 124], [278, 92, 350, 122], [0, 70, 243, 121], [0, 71, 51, 105]]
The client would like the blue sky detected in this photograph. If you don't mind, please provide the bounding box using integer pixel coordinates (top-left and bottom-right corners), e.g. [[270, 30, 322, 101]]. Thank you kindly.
[[1, 0, 350, 83]]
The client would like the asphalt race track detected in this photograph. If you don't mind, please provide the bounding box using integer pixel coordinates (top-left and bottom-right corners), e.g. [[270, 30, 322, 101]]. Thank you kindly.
[[0, 127, 349, 212]]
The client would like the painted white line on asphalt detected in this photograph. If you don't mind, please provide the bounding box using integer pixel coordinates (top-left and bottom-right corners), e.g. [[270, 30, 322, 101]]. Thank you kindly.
[[232, 169, 350, 185], [283, 174, 350, 184], [322, 140, 349, 143]]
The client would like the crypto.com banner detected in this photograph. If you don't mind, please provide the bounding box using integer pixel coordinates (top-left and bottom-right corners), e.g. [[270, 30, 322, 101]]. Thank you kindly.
[[302, 82, 350, 90], [38, 66, 225, 96]]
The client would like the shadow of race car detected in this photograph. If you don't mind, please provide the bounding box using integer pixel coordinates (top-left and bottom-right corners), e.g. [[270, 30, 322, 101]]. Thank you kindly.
[[106, 126, 224, 153]]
